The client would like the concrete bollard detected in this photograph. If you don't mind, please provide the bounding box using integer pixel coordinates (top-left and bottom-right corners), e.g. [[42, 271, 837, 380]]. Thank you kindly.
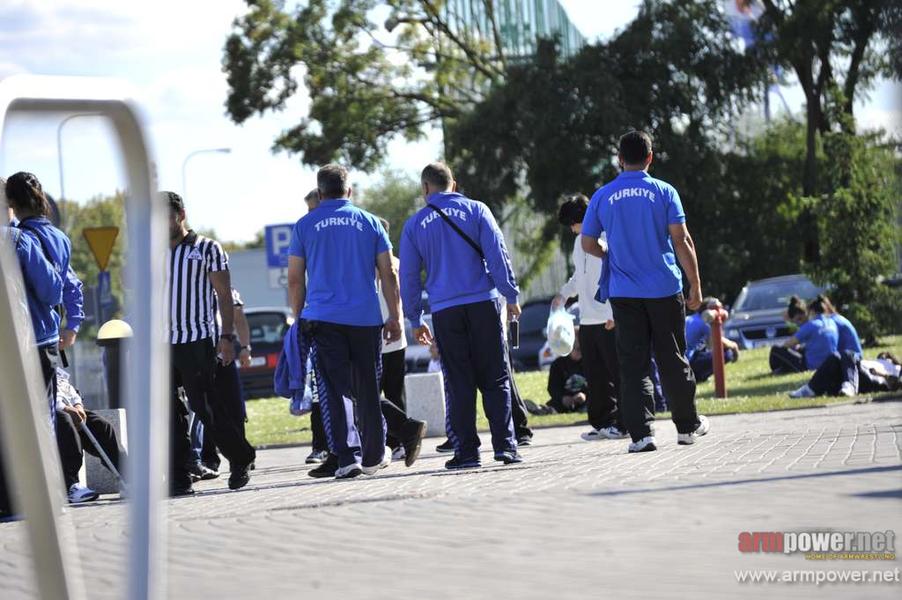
[[404, 372, 446, 437]]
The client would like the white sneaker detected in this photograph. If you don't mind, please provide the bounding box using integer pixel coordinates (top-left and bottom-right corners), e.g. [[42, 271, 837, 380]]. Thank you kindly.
[[581, 426, 629, 441], [628, 436, 657, 453], [677, 415, 710, 445], [391, 446, 406, 461], [789, 384, 815, 398], [67, 484, 99, 504], [839, 382, 856, 397], [362, 446, 392, 475], [334, 463, 363, 479]]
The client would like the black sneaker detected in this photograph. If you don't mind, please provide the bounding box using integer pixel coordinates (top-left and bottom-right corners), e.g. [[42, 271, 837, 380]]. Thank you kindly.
[[401, 419, 427, 467], [228, 465, 250, 490], [517, 435, 533, 447], [170, 483, 195, 497], [188, 462, 217, 482], [493, 451, 523, 464], [436, 439, 455, 453], [200, 463, 220, 480], [445, 455, 481, 470], [308, 453, 338, 478]]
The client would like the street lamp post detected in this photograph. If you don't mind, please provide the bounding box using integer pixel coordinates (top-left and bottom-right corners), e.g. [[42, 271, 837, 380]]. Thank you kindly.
[[181, 147, 231, 197], [57, 112, 102, 202]]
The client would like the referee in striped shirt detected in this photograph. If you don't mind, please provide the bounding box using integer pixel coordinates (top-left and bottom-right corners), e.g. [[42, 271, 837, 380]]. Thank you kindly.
[[165, 192, 255, 494]]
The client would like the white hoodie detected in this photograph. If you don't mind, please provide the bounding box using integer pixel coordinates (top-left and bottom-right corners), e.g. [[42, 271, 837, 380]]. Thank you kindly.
[[559, 233, 613, 326]]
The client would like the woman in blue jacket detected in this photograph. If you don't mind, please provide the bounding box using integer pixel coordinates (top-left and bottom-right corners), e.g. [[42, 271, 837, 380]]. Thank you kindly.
[[820, 295, 863, 357], [5, 172, 83, 417], [0, 177, 65, 519], [770, 296, 839, 373]]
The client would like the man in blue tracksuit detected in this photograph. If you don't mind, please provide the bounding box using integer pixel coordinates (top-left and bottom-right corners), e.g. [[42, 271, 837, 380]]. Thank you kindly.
[[287, 164, 403, 479], [1, 174, 66, 518], [399, 162, 521, 469]]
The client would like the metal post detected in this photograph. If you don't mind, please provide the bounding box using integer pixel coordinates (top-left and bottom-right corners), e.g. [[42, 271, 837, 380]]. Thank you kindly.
[[181, 147, 230, 197], [712, 306, 728, 399], [0, 74, 166, 600]]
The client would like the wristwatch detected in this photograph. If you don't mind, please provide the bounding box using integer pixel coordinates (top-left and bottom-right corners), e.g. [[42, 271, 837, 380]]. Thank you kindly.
[[240, 345, 252, 353]]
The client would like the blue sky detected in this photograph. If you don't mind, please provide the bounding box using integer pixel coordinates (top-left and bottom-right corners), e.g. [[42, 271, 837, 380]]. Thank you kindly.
[[0, 0, 898, 242]]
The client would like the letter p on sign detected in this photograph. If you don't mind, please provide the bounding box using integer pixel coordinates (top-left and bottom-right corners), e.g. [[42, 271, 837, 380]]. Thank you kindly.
[[264, 223, 294, 268]]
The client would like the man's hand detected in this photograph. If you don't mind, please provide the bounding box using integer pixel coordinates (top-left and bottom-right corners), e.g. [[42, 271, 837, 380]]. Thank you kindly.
[[59, 328, 77, 350], [63, 404, 86, 424], [604, 319, 615, 330], [413, 323, 434, 346], [218, 337, 236, 365], [384, 317, 402, 344], [686, 285, 703, 312], [238, 347, 252, 369], [507, 302, 522, 321]]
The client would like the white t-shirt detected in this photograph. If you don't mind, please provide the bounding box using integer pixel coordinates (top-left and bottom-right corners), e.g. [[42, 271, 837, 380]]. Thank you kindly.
[[559, 233, 613, 325]]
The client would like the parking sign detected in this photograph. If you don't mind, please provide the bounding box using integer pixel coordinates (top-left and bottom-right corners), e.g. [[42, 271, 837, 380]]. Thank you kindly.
[[264, 223, 294, 268]]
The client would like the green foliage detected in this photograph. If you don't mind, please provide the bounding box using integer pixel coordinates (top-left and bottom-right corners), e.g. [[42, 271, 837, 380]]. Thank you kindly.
[[357, 169, 422, 249], [802, 127, 901, 341]]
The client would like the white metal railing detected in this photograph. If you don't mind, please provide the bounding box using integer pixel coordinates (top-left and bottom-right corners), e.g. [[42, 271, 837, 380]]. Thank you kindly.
[[0, 74, 168, 600]]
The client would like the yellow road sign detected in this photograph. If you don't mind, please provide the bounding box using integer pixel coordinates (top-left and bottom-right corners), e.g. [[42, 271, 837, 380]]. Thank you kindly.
[[82, 226, 119, 271]]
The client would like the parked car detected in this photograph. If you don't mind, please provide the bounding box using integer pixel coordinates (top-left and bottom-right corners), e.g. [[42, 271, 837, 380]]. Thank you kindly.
[[239, 307, 294, 399], [723, 274, 824, 349], [404, 314, 434, 373]]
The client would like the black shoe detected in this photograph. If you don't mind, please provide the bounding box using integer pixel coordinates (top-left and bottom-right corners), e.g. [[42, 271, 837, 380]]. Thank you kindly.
[[188, 462, 217, 482], [445, 455, 481, 470], [308, 454, 338, 478], [305, 449, 329, 464], [228, 465, 250, 490], [517, 435, 533, 447], [436, 439, 455, 453], [401, 419, 427, 467], [200, 463, 220, 480], [493, 451, 523, 464]]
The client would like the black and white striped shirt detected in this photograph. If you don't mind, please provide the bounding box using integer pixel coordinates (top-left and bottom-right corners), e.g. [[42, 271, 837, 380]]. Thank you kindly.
[[167, 230, 229, 344]]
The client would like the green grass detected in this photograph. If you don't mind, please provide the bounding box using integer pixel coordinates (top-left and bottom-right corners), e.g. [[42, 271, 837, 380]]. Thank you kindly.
[[246, 335, 902, 447]]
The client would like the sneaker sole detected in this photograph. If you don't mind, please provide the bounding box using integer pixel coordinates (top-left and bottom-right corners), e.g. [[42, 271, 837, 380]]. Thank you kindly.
[[436, 446, 455, 453], [404, 421, 428, 467], [445, 460, 481, 470], [335, 466, 363, 479], [228, 476, 250, 490], [361, 462, 390, 475], [308, 469, 337, 479], [493, 454, 523, 464]]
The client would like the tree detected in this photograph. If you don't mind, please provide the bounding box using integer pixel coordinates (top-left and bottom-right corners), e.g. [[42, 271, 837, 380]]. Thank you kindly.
[[357, 169, 422, 249], [448, 0, 766, 287], [223, 0, 509, 170], [755, 0, 900, 197]]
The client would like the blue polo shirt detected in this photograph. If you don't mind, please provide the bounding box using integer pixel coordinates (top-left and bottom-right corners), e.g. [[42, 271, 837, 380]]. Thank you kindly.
[[288, 199, 390, 327], [830, 314, 862, 357], [795, 315, 839, 370], [582, 170, 686, 299]]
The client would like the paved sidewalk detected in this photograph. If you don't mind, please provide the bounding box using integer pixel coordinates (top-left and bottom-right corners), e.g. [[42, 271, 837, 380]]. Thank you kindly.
[[1, 401, 900, 599]]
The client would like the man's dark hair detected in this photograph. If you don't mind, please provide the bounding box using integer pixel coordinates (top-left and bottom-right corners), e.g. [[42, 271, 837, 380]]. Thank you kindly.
[[317, 164, 349, 198], [421, 162, 454, 190], [619, 130, 654, 165], [5, 171, 52, 217], [161, 191, 184, 212], [558, 194, 589, 226]]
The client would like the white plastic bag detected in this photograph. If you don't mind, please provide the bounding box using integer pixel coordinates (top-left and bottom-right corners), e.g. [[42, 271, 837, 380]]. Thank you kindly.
[[546, 307, 576, 357]]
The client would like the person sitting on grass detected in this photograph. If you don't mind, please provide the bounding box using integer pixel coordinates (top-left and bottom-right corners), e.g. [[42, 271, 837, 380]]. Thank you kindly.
[[819, 295, 863, 358], [769, 295, 838, 374], [790, 351, 901, 398], [546, 332, 588, 413], [685, 297, 739, 383]]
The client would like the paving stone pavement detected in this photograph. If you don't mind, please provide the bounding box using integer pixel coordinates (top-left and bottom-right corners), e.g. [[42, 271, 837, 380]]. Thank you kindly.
[[2, 401, 901, 599]]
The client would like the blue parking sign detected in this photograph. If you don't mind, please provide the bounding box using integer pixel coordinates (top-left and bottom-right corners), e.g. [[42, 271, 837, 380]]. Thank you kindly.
[[264, 224, 294, 268]]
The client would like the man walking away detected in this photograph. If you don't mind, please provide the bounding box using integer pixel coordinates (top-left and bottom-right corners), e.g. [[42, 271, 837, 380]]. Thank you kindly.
[[165, 192, 256, 494], [287, 165, 403, 479], [581, 131, 709, 453], [399, 162, 521, 469]]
